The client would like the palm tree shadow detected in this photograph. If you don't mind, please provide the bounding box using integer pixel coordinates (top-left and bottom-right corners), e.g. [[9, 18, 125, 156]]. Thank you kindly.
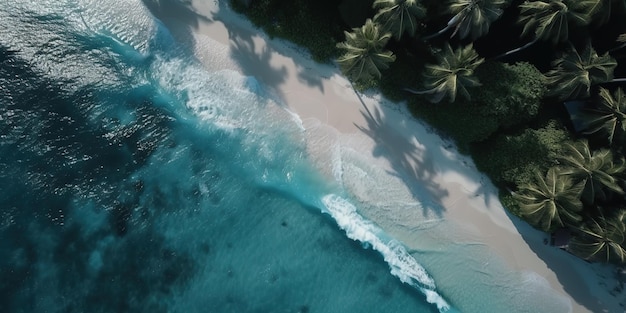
[[142, 0, 211, 53], [468, 174, 495, 208], [353, 90, 448, 218], [513, 217, 619, 313], [225, 27, 288, 101], [143, 0, 327, 104], [211, 3, 327, 101], [294, 61, 326, 93]]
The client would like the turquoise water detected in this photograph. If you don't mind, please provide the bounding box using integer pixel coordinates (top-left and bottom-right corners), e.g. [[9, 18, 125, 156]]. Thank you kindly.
[[0, 1, 572, 312]]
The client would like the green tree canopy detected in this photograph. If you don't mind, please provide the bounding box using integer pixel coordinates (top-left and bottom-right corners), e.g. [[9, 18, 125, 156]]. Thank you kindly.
[[496, 0, 595, 58], [545, 44, 617, 101], [423, 0, 509, 41], [558, 140, 626, 204], [373, 0, 426, 40], [569, 213, 626, 263], [406, 43, 484, 103], [581, 87, 626, 145], [514, 167, 584, 232], [518, 0, 591, 45], [336, 19, 396, 82], [582, 0, 616, 27]]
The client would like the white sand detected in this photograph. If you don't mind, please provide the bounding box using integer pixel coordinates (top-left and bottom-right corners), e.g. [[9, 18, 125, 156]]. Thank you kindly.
[[152, 0, 626, 312]]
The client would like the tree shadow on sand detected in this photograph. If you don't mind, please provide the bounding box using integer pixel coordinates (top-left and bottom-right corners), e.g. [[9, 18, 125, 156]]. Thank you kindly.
[[223, 25, 289, 98], [144, 0, 327, 104], [210, 0, 328, 99], [352, 89, 449, 218], [513, 217, 625, 313], [142, 0, 210, 52]]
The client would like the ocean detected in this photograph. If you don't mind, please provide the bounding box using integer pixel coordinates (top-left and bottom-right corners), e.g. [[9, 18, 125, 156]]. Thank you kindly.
[[0, 1, 572, 312]]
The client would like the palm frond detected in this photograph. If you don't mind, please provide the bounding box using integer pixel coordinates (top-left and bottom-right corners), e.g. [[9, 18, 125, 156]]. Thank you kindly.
[[576, 0, 613, 26], [570, 214, 626, 263], [373, 0, 426, 40], [558, 140, 626, 203], [449, 0, 509, 40], [545, 44, 617, 100], [518, 0, 593, 45], [419, 43, 483, 103], [581, 88, 626, 144], [423, 0, 509, 40], [514, 167, 584, 231], [336, 19, 396, 82]]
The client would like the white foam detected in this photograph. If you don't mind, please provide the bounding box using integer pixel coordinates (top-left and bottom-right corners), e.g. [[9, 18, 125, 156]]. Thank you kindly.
[[79, 0, 157, 53], [321, 194, 454, 312]]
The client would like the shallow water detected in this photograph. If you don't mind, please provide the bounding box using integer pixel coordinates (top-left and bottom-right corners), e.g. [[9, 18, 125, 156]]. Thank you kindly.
[[0, 1, 571, 312]]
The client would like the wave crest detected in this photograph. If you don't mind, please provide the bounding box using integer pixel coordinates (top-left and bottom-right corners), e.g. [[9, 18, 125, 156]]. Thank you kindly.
[[321, 194, 455, 312]]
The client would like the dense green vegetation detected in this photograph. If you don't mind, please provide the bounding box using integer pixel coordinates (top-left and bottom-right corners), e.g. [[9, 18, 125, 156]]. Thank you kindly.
[[232, 0, 626, 264]]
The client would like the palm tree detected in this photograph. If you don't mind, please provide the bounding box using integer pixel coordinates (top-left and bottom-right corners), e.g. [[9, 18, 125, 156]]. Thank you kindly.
[[405, 43, 484, 103], [580, 87, 626, 145], [608, 33, 626, 53], [569, 213, 626, 263], [495, 0, 593, 59], [583, 0, 616, 27], [372, 0, 426, 40], [336, 19, 396, 82], [513, 167, 585, 232], [422, 0, 509, 41], [558, 140, 626, 204], [544, 43, 617, 101]]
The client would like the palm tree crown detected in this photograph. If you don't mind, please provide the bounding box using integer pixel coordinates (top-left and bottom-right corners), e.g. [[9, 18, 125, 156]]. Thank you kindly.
[[518, 0, 591, 45], [569, 213, 626, 263], [544, 43, 617, 100], [336, 19, 396, 82], [423, 0, 509, 41], [373, 0, 426, 40], [558, 140, 626, 203], [514, 167, 585, 232], [495, 0, 593, 59], [407, 43, 484, 103], [448, 0, 509, 40], [581, 87, 626, 145], [582, 0, 616, 27]]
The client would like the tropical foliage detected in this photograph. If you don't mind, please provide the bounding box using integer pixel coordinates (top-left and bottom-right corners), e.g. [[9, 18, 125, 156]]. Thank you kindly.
[[373, 0, 426, 40], [494, 0, 598, 59], [235, 0, 626, 265], [423, 0, 509, 41], [609, 33, 626, 53], [569, 213, 626, 263], [336, 19, 396, 82], [514, 167, 584, 232], [557, 140, 626, 204], [544, 44, 617, 100], [584, 0, 617, 27], [473, 120, 568, 187], [580, 87, 626, 145], [408, 43, 484, 103], [517, 0, 592, 45]]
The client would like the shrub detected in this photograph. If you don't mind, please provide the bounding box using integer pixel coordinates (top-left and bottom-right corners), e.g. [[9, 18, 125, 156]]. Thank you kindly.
[[470, 61, 546, 130], [407, 61, 546, 151], [409, 99, 500, 152], [472, 120, 571, 187]]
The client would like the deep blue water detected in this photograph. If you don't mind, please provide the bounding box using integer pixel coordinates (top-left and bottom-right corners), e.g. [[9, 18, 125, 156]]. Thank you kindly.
[[0, 1, 449, 312]]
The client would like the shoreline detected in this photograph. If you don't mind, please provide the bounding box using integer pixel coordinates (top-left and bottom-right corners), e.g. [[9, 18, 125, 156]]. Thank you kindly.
[[154, 0, 625, 312]]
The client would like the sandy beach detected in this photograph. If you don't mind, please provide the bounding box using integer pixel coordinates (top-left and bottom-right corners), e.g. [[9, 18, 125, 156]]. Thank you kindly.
[[147, 0, 626, 311]]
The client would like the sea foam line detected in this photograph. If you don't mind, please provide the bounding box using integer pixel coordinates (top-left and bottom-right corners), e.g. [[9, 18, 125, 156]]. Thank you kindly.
[[321, 194, 457, 313]]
